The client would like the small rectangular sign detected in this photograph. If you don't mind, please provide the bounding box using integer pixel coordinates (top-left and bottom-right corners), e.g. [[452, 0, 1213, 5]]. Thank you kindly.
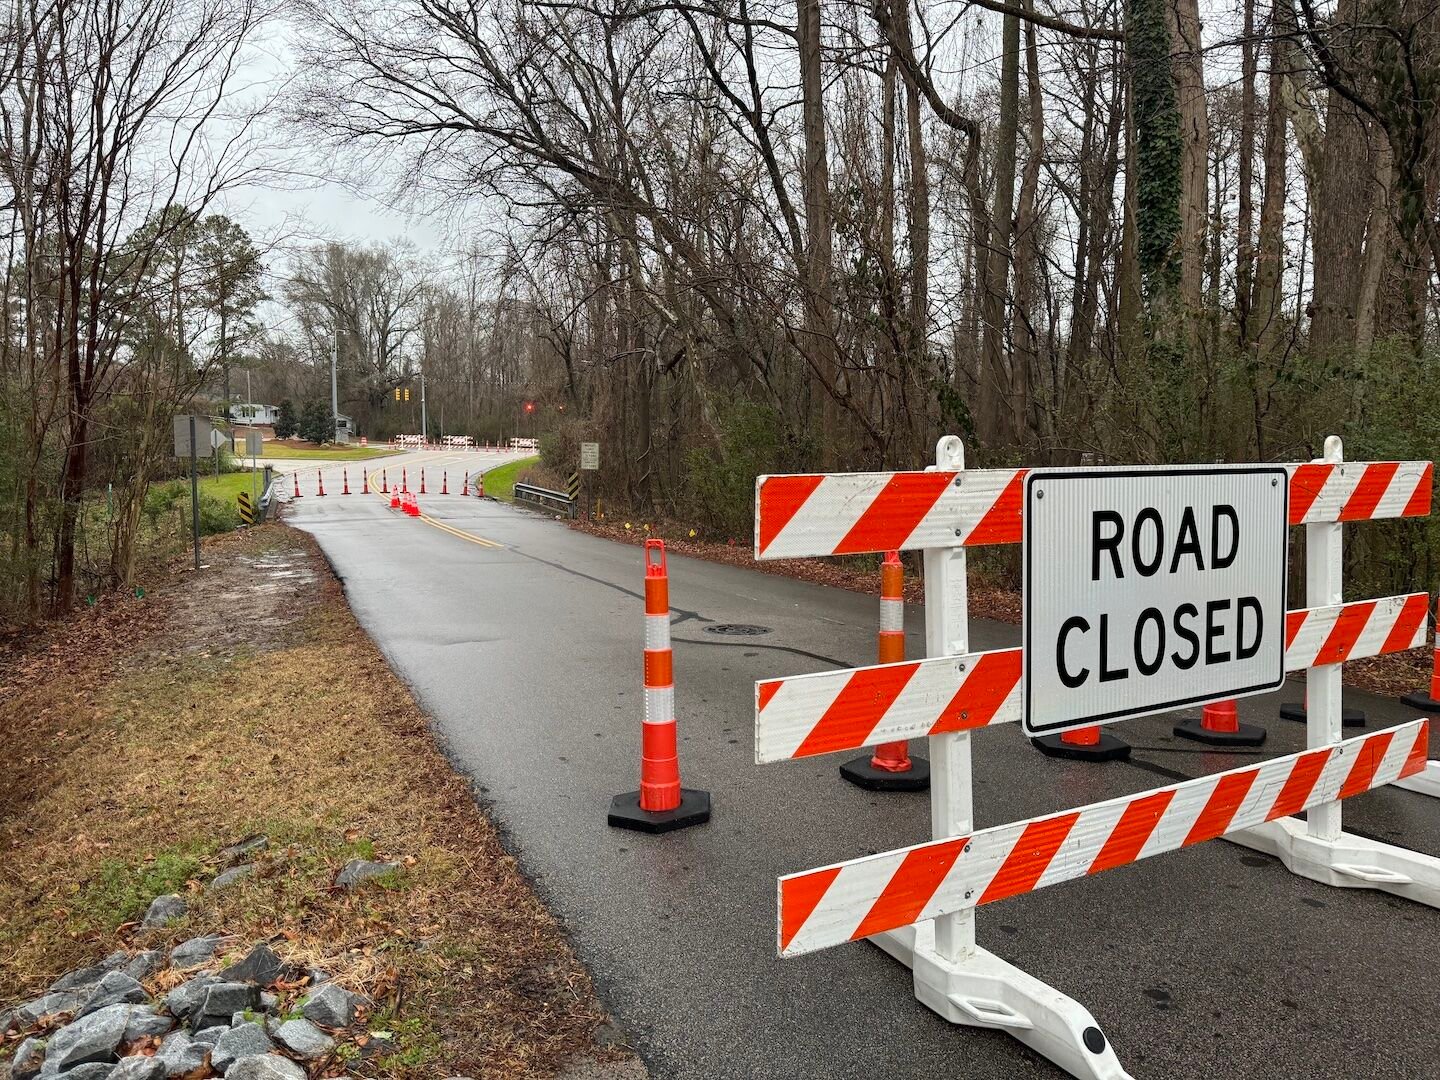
[[580, 442, 600, 470], [1023, 466, 1287, 736], [172, 415, 213, 458], [246, 431, 263, 457]]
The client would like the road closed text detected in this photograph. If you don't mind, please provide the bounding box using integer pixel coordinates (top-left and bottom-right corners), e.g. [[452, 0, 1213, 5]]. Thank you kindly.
[[1024, 468, 1287, 736]]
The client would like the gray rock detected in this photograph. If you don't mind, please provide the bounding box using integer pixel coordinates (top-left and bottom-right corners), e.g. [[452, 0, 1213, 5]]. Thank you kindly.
[[15, 990, 86, 1026], [189, 1027, 226, 1047], [122, 1006, 175, 1043], [217, 835, 268, 866], [141, 896, 188, 930], [258, 993, 278, 1013], [163, 976, 218, 1020], [11, 1036, 45, 1080], [217, 945, 286, 989], [168, 935, 224, 970], [305, 969, 329, 987], [49, 965, 108, 993], [156, 1032, 209, 1077], [208, 1024, 273, 1074], [210, 865, 254, 890], [192, 984, 259, 1031], [122, 951, 165, 983], [222, 1055, 306, 1080], [78, 973, 149, 1017], [101, 951, 131, 972], [297, 983, 359, 1028], [45, 1003, 130, 1070], [58, 1062, 116, 1080], [271, 1019, 333, 1060], [109, 1055, 168, 1080], [334, 859, 399, 889]]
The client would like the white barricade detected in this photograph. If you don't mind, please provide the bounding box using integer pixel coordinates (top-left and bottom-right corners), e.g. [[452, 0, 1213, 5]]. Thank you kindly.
[[753, 434, 1437, 1079]]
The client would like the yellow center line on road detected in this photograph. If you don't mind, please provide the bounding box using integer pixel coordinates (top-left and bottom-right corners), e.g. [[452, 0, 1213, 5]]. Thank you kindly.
[[362, 459, 505, 550]]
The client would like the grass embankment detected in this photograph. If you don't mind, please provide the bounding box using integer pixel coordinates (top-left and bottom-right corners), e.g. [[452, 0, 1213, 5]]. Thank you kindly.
[[0, 524, 627, 1078], [260, 443, 395, 461], [481, 455, 540, 502]]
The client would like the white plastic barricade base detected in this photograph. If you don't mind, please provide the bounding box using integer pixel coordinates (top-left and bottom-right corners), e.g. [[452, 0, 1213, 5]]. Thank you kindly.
[[873, 923, 1132, 1080], [1393, 760, 1440, 798], [1226, 817, 1440, 905]]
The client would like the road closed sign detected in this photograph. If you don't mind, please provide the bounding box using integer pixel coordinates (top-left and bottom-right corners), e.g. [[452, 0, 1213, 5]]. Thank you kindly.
[[1023, 467, 1288, 736]]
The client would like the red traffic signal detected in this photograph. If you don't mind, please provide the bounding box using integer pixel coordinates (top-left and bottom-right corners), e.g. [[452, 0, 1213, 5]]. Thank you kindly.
[[523, 401, 535, 414]]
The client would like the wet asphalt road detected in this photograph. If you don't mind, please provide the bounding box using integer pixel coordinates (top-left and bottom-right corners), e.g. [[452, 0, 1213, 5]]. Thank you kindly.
[[287, 452, 1440, 1080]]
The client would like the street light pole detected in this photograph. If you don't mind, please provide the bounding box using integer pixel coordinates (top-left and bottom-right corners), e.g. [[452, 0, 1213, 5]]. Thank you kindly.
[[420, 369, 428, 445], [331, 325, 341, 444]]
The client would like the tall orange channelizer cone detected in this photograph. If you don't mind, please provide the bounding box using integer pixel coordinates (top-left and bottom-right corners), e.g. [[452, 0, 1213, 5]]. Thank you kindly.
[[362, 471, 370, 495], [609, 540, 712, 833], [840, 552, 929, 791], [342, 468, 351, 495], [292, 473, 303, 498], [381, 469, 389, 494], [1402, 621, 1440, 713], [419, 468, 427, 495], [1032, 722, 1130, 762], [476, 473, 485, 498], [316, 469, 327, 497], [1280, 687, 1366, 727], [463, 472, 470, 496], [1174, 698, 1266, 746], [402, 467, 409, 493], [441, 471, 449, 495]]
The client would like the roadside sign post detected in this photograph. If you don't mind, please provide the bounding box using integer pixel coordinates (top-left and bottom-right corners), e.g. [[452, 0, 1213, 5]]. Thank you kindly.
[[247, 430, 262, 511], [173, 415, 213, 571], [580, 442, 599, 518]]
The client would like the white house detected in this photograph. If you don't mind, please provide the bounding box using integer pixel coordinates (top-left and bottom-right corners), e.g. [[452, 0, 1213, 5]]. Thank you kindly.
[[229, 402, 279, 426]]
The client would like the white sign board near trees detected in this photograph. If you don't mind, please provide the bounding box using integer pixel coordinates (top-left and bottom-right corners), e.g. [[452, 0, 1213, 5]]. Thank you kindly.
[[580, 441, 600, 470], [1023, 467, 1288, 736]]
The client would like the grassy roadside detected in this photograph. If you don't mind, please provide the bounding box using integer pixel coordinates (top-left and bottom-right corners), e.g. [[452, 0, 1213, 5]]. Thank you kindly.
[[0, 524, 630, 1078], [482, 456, 540, 502], [260, 444, 396, 461]]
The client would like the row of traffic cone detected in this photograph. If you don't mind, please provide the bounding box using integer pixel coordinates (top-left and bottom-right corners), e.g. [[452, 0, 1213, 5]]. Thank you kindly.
[[291, 467, 490, 499]]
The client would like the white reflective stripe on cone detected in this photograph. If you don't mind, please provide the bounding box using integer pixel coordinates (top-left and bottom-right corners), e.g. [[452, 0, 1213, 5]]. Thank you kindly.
[[644, 685, 675, 724], [879, 598, 904, 633], [645, 613, 671, 650]]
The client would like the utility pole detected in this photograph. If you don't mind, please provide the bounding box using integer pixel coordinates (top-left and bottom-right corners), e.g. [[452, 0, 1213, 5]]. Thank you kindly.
[[419, 368, 428, 445], [331, 324, 341, 444]]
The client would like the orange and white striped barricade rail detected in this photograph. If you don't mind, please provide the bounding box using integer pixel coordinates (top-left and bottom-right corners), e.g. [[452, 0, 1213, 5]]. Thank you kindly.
[[609, 539, 711, 833], [753, 434, 1438, 1080], [1395, 608, 1440, 797], [839, 551, 929, 791]]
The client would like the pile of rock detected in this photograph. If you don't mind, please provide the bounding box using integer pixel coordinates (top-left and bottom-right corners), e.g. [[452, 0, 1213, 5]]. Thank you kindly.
[[3, 941, 369, 1080]]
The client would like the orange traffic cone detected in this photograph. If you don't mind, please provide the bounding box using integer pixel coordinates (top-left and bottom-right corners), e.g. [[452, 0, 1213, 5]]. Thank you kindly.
[[316, 469, 327, 497], [608, 540, 711, 833], [419, 468, 427, 495], [390, 487, 400, 510], [841, 552, 929, 791], [1402, 624, 1440, 713], [342, 468, 351, 495], [362, 471, 370, 494], [1032, 723, 1130, 762], [441, 471, 449, 495], [381, 470, 389, 494], [476, 474, 485, 498], [1175, 698, 1266, 746], [292, 473, 303, 498], [402, 467, 408, 493]]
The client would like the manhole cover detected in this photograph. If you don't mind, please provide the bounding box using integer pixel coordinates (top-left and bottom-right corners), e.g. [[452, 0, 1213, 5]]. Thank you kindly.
[[704, 623, 772, 636]]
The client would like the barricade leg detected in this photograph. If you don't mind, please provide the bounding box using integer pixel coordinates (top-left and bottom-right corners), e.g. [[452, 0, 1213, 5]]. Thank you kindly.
[[841, 552, 929, 792], [1228, 437, 1440, 907], [1031, 724, 1130, 762], [870, 437, 1129, 1080], [1174, 698, 1266, 746], [609, 539, 711, 833]]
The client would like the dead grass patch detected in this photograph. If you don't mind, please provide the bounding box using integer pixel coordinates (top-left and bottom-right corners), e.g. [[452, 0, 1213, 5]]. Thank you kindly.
[[0, 525, 623, 1078]]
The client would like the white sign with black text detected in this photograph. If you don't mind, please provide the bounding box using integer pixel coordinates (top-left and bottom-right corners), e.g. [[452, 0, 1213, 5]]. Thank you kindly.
[[1023, 466, 1288, 737]]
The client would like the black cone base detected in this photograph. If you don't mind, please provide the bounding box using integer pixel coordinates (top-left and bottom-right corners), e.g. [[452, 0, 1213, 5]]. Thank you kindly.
[[608, 788, 711, 833], [1173, 715, 1267, 746], [1400, 692, 1440, 715], [839, 754, 931, 792], [1031, 731, 1131, 762], [1279, 702, 1366, 727]]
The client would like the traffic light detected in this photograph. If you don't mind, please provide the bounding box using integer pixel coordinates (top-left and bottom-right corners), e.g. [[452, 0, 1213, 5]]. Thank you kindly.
[[523, 400, 535, 414], [394, 388, 401, 401], [404, 387, 411, 402]]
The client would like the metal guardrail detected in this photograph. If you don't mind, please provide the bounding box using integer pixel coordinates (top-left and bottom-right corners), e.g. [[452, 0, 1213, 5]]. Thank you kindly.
[[514, 481, 576, 518]]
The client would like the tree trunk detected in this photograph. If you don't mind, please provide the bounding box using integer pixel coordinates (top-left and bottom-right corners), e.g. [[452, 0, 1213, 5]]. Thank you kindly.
[[798, 0, 837, 457], [978, 8, 1020, 449], [1170, 0, 1210, 362]]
